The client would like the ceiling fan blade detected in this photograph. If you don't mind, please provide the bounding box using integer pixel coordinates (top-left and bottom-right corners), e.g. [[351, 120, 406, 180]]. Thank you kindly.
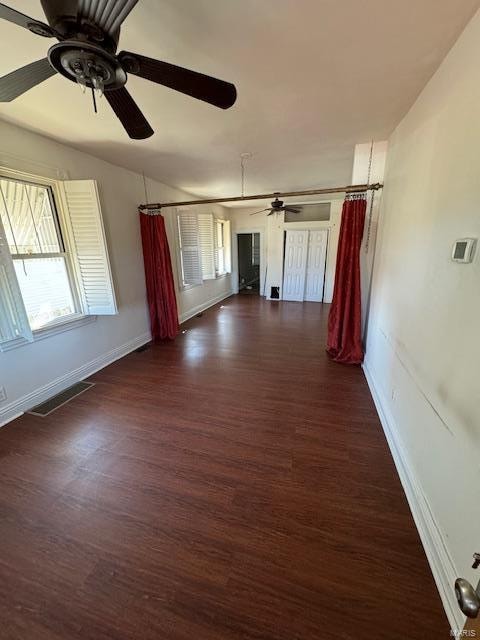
[[250, 208, 270, 216], [284, 207, 301, 214], [87, 0, 139, 34], [104, 87, 153, 139], [0, 58, 56, 102], [118, 51, 237, 110], [0, 2, 55, 36]]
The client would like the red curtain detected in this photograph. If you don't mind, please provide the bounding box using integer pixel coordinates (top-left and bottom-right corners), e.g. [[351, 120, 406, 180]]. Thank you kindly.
[[139, 212, 179, 341], [326, 196, 366, 364]]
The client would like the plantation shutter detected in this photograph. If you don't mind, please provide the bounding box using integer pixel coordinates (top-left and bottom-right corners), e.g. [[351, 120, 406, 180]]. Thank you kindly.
[[0, 214, 33, 349], [60, 180, 117, 315], [198, 214, 216, 280], [177, 212, 202, 286]]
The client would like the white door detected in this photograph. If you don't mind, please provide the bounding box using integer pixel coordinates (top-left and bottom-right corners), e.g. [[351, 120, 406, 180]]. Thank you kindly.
[[282, 230, 309, 301], [305, 229, 328, 302]]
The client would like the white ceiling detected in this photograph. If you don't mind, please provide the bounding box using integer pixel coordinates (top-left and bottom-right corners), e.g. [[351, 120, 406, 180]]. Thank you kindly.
[[0, 0, 478, 202]]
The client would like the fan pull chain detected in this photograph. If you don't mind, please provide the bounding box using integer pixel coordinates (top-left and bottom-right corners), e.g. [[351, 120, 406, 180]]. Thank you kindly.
[[91, 87, 97, 113], [241, 161, 245, 197], [240, 153, 252, 198], [364, 141, 374, 253], [364, 191, 375, 253]]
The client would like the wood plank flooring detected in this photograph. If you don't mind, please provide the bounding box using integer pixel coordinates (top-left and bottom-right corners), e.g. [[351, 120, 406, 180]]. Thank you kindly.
[[0, 296, 448, 639]]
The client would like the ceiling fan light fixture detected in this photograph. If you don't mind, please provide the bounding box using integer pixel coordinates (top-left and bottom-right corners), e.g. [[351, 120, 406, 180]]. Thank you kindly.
[[49, 41, 128, 92]]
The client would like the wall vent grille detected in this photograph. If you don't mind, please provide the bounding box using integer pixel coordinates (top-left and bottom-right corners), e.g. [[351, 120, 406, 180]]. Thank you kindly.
[[27, 381, 94, 417]]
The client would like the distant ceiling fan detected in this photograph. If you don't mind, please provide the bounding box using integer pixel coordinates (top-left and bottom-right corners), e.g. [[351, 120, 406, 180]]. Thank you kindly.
[[0, 0, 237, 139], [250, 194, 301, 216]]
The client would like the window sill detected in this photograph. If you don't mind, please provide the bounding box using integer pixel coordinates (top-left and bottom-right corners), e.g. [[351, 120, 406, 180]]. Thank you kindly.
[[1, 314, 96, 352], [179, 273, 230, 291], [179, 282, 202, 292], [34, 314, 96, 340]]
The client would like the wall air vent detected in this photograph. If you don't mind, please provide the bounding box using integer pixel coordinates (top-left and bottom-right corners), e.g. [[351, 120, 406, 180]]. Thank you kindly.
[[27, 381, 94, 417]]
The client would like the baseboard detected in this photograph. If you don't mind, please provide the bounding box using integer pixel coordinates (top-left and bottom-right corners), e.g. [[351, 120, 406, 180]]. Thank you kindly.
[[0, 332, 151, 428], [179, 290, 234, 324], [362, 360, 464, 632]]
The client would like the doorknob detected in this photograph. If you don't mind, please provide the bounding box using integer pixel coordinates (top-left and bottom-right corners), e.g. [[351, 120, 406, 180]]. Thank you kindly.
[[455, 578, 480, 618], [455, 553, 480, 618]]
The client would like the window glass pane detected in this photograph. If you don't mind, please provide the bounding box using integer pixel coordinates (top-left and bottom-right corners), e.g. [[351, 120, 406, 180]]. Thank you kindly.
[[284, 202, 331, 223], [216, 221, 224, 248], [217, 247, 225, 274], [13, 257, 75, 330], [0, 179, 61, 254]]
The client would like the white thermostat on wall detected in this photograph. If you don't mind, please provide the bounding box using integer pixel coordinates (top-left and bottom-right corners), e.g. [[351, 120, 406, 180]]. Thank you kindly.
[[451, 238, 477, 263]]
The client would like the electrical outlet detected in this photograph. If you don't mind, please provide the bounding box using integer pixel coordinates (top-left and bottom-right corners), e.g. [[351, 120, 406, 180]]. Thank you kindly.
[[0, 386, 6, 402]]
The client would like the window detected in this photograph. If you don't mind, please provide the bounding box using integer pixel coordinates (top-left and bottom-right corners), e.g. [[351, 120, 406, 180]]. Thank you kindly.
[[0, 178, 76, 331], [284, 202, 331, 223], [177, 212, 230, 288], [215, 220, 227, 276], [0, 172, 117, 350]]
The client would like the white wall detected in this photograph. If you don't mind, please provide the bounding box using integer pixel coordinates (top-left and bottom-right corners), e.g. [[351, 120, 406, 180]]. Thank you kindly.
[[229, 200, 343, 302], [351, 141, 388, 331], [0, 120, 232, 425], [364, 10, 480, 630]]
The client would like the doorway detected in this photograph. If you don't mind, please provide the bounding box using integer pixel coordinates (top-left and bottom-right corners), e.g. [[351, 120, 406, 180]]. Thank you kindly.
[[282, 229, 328, 302], [237, 233, 261, 295]]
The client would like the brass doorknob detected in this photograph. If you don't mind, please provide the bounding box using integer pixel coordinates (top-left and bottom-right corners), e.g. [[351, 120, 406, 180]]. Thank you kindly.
[[455, 578, 480, 618]]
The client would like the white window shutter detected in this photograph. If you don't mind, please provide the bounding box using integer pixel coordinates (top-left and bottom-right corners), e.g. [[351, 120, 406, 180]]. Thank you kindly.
[[61, 180, 117, 315], [177, 212, 202, 286], [198, 214, 216, 280], [0, 215, 33, 348]]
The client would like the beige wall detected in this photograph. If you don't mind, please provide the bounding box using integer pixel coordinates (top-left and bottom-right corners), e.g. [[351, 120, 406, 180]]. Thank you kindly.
[[364, 9, 480, 629], [0, 120, 232, 424]]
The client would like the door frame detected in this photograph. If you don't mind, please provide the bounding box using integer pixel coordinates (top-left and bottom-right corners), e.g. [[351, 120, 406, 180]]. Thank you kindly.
[[233, 228, 266, 296]]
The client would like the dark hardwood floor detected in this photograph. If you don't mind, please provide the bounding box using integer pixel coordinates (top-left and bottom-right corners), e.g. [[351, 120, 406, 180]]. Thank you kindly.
[[0, 296, 447, 639]]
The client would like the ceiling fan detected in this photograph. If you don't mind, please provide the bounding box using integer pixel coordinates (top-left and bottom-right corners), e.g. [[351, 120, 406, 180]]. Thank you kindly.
[[250, 195, 301, 216], [0, 0, 237, 139]]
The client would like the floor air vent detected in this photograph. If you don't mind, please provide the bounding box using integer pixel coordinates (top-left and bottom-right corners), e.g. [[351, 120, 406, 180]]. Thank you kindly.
[[27, 381, 95, 417]]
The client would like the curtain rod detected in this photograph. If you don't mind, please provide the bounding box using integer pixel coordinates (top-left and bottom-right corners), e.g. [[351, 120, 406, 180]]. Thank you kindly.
[[138, 182, 383, 211]]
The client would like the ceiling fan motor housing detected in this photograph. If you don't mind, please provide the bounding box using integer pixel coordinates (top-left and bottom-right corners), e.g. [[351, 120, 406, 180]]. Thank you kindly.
[[48, 41, 127, 91], [40, 0, 120, 48]]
